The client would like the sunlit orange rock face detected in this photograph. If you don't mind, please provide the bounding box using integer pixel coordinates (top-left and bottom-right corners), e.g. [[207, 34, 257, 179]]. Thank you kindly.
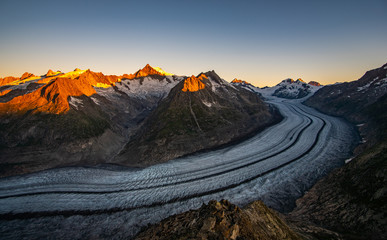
[[21, 72, 36, 80], [0, 69, 122, 115], [46, 69, 57, 77], [0, 89, 12, 97], [0, 77, 18, 86], [0, 72, 36, 86], [0, 77, 97, 114], [122, 64, 169, 79], [182, 74, 207, 92], [231, 78, 250, 85], [0, 65, 172, 115], [78, 70, 119, 87]]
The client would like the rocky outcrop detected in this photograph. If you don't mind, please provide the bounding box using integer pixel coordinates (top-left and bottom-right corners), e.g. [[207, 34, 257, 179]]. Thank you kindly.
[[135, 199, 302, 240], [181, 74, 206, 92], [231, 78, 251, 85]]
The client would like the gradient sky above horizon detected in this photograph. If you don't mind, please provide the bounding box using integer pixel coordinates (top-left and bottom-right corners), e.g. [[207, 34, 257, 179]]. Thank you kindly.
[[1, 0, 386, 87]]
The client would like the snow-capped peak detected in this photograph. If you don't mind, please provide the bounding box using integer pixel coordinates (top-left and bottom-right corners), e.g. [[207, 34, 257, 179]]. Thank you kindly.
[[152, 66, 173, 76]]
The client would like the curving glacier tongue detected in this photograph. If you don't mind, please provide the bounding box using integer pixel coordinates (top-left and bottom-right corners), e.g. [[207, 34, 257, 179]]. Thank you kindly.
[[0, 97, 358, 239]]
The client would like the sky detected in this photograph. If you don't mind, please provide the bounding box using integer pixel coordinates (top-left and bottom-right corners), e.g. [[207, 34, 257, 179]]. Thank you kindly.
[[0, 0, 386, 87]]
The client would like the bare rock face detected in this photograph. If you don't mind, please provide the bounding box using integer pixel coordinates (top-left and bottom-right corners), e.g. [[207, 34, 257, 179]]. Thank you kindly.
[[231, 78, 251, 85], [182, 74, 206, 92], [20, 72, 35, 80], [135, 199, 302, 240]]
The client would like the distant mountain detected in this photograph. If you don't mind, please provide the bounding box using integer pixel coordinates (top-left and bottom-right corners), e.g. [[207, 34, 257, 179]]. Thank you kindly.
[[122, 64, 173, 79], [0, 65, 279, 177], [308, 81, 321, 86], [231, 78, 261, 94], [115, 71, 281, 166], [257, 78, 322, 99], [135, 199, 302, 240]]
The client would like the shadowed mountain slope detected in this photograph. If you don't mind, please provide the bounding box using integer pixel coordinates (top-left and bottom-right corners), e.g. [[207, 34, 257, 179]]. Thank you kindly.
[[115, 71, 281, 166]]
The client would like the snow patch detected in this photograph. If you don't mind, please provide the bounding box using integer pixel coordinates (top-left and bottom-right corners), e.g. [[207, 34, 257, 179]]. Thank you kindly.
[[345, 158, 354, 164], [115, 76, 180, 99], [91, 97, 100, 105], [357, 77, 379, 92], [68, 96, 83, 110], [202, 100, 212, 107], [208, 76, 221, 92]]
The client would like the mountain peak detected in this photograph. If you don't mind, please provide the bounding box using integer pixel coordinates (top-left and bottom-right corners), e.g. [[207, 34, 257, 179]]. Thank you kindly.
[[231, 78, 251, 85], [308, 81, 321, 86], [182, 74, 207, 92], [20, 72, 35, 80], [130, 64, 173, 79], [46, 69, 54, 76], [46, 69, 61, 77]]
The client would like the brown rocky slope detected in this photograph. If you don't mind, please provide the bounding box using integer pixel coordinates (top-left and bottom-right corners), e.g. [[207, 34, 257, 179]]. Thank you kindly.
[[135, 199, 302, 240]]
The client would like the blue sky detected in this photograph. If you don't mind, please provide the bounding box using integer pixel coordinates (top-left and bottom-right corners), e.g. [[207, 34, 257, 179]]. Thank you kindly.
[[1, 0, 386, 86]]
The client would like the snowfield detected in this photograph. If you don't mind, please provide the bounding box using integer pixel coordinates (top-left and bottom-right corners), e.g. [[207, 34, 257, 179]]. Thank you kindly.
[[0, 97, 358, 239]]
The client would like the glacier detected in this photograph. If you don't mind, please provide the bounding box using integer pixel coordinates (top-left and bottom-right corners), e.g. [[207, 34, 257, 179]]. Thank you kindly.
[[0, 97, 358, 239]]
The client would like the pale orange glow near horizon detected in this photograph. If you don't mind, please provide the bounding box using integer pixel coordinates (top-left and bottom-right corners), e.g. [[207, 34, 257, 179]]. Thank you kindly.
[[0, 60, 385, 88]]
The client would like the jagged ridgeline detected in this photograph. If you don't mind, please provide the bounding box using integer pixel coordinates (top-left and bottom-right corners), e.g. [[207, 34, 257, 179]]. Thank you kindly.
[[0, 65, 280, 177]]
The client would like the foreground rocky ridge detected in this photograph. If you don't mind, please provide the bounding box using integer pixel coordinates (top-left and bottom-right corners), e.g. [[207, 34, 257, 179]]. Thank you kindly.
[[135, 199, 302, 240], [289, 141, 387, 240]]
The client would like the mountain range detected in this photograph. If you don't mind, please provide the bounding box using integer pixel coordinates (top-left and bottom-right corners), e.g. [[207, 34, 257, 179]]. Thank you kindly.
[[231, 78, 322, 99], [0, 64, 281, 176]]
